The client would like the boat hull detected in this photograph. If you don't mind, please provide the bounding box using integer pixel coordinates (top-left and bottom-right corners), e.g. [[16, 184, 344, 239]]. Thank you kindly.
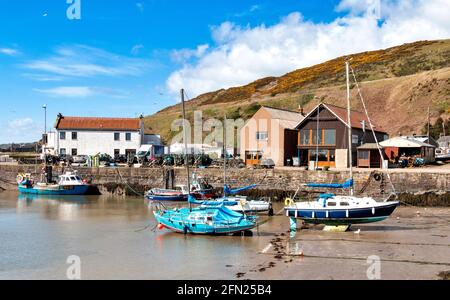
[[285, 202, 399, 225], [153, 208, 257, 235], [18, 185, 90, 195], [146, 194, 188, 201]]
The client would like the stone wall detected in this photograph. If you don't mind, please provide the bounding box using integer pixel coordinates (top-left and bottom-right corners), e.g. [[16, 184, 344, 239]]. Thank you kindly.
[[1, 165, 449, 203]]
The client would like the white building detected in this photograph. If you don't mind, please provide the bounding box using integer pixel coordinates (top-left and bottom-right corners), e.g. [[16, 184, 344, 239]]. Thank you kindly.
[[43, 114, 161, 157]]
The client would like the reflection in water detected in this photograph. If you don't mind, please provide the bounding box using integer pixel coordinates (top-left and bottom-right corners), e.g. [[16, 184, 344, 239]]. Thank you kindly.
[[16, 194, 89, 221], [0, 191, 286, 279]]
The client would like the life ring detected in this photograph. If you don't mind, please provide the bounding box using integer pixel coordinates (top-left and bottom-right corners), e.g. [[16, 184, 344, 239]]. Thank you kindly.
[[16, 174, 24, 183], [374, 173, 382, 182], [285, 198, 294, 206]]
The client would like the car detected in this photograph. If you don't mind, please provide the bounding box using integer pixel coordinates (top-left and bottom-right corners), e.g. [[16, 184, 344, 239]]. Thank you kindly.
[[72, 155, 89, 164], [260, 158, 275, 169], [114, 154, 127, 164], [58, 154, 73, 164]]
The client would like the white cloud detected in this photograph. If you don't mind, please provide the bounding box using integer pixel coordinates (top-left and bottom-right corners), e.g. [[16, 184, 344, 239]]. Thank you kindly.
[[0, 47, 20, 56], [33, 86, 129, 98], [33, 86, 95, 98], [166, 0, 450, 97], [250, 5, 260, 12], [234, 4, 261, 17], [23, 73, 65, 82], [1, 118, 42, 143], [136, 3, 144, 13], [131, 44, 144, 55], [171, 44, 209, 63], [22, 45, 150, 79], [8, 118, 35, 130]]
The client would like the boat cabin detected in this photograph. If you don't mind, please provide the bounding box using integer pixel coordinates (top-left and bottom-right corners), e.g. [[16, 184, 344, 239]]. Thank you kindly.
[[58, 172, 84, 186]]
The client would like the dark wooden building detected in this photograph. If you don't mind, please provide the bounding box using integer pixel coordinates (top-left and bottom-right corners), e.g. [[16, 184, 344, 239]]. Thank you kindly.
[[295, 103, 389, 168]]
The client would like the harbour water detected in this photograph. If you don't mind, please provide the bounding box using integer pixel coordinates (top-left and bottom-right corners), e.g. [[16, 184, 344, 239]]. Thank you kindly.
[[0, 191, 449, 280]]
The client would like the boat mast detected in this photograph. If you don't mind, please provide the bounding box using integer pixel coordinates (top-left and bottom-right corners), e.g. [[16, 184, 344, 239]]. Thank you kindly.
[[223, 113, 227, 197], [181, 89, 192, 210], [346, 60, 354, 196]]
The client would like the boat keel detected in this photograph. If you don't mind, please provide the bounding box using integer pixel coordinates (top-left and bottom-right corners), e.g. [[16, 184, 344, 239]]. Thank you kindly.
[[323, 225, 351, 232]]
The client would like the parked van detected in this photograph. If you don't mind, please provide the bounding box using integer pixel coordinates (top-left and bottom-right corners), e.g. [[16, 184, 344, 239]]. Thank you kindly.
[[137, 145, 165, 162]]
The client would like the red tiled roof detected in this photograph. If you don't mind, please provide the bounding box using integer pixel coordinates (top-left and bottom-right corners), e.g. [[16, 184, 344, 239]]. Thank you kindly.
[[324, 104, 386, 133], [56, 116, 141, 131]]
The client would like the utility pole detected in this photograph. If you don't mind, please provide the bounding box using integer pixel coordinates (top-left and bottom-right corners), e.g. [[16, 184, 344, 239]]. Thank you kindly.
[[427, 107, 431, 141], [43, 104, 47, 134]]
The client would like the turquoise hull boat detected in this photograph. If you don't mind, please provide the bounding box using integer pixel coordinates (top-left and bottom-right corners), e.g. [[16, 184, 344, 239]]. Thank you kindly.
[[18, 184, 90, 195], [154, 201, 257, 235]]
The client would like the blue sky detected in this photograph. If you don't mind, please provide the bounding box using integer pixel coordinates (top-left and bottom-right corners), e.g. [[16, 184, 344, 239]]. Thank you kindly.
[[0, 0, 449, 143]]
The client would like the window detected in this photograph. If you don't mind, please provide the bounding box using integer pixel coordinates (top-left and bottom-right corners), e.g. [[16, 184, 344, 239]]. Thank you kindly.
[[340, 202, 350, 207], [300, 130, 310, 145], [126, 133, 132, 141], [358, 150, 369, 160], [324, 129, 336, 145], [310, 149, 329, 162], [327, 202, 337, 207], [71, 149, 78, 156], [60, 131, 66, 140], [114, 132, 120, 141], [301, 129, 336, 146], [114, 149, 120, 157], [72, 132, 78, 140], [256, 132, 268, 141], [352, 134, 359, 145], [60, 148, 66, 155], [312, 129, 323, 145]]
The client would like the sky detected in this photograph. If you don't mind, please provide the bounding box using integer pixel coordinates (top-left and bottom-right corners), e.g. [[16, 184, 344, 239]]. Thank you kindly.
[[0, 0, 449, 143]]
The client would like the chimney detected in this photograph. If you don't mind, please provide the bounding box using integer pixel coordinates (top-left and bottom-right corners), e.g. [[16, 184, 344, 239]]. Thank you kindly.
[[298, 105, 305, 116]]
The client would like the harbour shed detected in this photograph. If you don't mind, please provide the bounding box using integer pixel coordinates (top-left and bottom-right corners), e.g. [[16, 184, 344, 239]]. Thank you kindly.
[[380, 136, 436, 164], [357, 143, 386, 168]]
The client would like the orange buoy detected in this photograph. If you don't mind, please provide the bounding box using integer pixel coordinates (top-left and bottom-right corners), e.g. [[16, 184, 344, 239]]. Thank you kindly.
[[158, 224, 165, 230]]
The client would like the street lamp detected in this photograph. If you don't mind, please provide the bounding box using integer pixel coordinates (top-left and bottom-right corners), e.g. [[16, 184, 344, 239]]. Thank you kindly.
[[42, 104, 47, 134]]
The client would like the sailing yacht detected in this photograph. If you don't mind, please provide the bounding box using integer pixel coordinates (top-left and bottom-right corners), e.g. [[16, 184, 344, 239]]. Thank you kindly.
[[284, 61, 399, 228], [153, 89, 258, 235]]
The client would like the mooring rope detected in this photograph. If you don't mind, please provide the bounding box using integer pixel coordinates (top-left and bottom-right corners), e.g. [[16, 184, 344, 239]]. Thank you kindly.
[[115, 168, 145, 197]]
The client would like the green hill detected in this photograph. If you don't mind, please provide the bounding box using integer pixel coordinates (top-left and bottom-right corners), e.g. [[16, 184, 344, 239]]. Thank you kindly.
[[145, 39, 450, 143]]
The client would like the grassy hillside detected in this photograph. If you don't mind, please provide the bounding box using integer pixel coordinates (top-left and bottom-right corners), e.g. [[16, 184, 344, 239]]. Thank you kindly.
[[145, 39, 450, 143]]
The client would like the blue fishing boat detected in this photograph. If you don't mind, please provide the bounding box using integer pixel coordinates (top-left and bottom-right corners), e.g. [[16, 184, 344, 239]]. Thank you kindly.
[[154, 196, 257, 235], [17, 172, 90, 196]]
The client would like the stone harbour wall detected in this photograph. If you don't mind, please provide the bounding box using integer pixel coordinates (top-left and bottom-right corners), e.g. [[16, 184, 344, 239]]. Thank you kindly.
[[0, 164, 449, 206]]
